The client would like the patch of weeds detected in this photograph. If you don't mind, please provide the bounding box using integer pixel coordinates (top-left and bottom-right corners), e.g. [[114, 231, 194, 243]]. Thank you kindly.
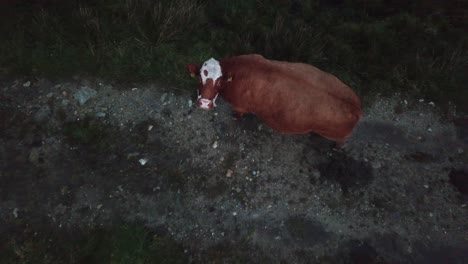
[[203, 239, 271, 263], [1, 225, 187, 264], [84, 225, 187, 264], [62, 117, 115, 152], [316, 151, 373, 194], [150, 235, 188, 264]]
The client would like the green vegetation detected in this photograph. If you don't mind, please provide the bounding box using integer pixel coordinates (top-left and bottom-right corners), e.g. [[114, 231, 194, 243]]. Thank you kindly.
[[0, 225, 188, 264], [0, 0, 467, 108]]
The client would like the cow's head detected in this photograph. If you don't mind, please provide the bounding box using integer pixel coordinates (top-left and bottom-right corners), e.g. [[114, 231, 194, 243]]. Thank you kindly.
[[187, 58, 223, 110]]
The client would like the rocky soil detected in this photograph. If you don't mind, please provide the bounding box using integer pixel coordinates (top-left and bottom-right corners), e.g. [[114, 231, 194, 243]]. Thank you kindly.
[[1, 77, 467, 263]]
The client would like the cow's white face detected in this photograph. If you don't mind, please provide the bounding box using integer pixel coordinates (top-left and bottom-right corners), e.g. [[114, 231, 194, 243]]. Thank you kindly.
[[200, 58, 222, 85], [196, 58, 223, 110]]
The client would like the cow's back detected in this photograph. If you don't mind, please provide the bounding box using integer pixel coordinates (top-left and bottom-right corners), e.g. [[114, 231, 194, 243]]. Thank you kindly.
[[220, 54, 362, 142], [224, 55, 360, 107]]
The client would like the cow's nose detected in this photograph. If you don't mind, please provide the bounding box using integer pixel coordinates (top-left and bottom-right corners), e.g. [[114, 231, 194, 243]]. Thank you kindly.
[[198, 99, 212, 110]]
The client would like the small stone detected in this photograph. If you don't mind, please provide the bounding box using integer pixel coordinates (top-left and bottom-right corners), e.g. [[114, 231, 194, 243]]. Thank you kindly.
[[419, 99, 424, 103], [96, 204, 103, 210], [427, 128, 433, 132], [212, 141, 218, 149], [232, 212, 237, 216], [188, 100, 193, 108], [226, 169, 233, 177], [148, 125, 154, 131], [457, 148, 464, 154], [371, 161, 382, 169], [46, 92, 54, 98], [13, 208, 19, 218], [428, 101, 435, 106], [95, 112, 106, 118], [73, 86, 97, 105], [139, 158, 148, 166], [160, 93, 168, 102], [131, 87, 138, 91], [23, 81, 31, 87], [312, 170, 321, 179], [424, 184, 429, 189]]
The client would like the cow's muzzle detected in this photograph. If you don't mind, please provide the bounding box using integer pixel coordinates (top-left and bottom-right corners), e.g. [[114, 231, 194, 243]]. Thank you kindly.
[[197, 92, 219, 110], [198, 98, 213, 110]]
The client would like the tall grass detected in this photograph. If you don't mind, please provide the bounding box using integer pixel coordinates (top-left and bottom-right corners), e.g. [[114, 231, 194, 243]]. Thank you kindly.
[[0, 0, 466, 109]]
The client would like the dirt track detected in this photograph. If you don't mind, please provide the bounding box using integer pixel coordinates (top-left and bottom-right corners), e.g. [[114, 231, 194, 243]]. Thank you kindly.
[[1, 77, 467, 263]]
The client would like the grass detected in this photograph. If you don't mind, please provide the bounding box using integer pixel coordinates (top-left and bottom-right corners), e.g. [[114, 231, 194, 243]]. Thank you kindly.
[[1, 0, 466, 109], [0, 225, 188, 264]]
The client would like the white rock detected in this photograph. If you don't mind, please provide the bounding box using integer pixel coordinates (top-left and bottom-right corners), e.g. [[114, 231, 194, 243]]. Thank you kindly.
[[148, 125, 154, 131], [13, 208, 19, 218], [226, 169, 233, 177], [73, 86, 97, 105], [212, 141, 218, 149], [139, 158, 148, 166], [232, 212, 237, 216], [23, 81, 31, 87], [95, 112, 106, 118], [160, 93, 168, 102]]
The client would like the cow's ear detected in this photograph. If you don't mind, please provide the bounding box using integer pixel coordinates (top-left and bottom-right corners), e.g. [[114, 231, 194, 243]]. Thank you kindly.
[[187, 64, 200, 78]]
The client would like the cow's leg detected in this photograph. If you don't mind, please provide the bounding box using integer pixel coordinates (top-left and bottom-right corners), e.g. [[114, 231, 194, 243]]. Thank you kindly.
[[334, 140, 345, 149], [232, 111, 245, 120]]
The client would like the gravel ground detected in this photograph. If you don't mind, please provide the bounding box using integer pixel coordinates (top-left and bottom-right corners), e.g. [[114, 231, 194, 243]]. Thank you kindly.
[[1, 77, 467, 263]]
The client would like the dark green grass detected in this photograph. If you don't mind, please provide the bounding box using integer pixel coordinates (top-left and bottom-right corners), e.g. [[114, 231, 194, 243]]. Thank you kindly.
[[0, 225, 188, 264], [0, 0, 467, 109]]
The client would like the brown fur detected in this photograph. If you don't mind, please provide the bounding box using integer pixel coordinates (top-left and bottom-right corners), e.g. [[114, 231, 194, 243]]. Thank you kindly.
[[191, 54, 362, 144]]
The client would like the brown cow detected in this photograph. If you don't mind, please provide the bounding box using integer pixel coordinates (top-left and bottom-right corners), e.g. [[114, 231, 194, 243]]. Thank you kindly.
[[187, 54, 362, 146]]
